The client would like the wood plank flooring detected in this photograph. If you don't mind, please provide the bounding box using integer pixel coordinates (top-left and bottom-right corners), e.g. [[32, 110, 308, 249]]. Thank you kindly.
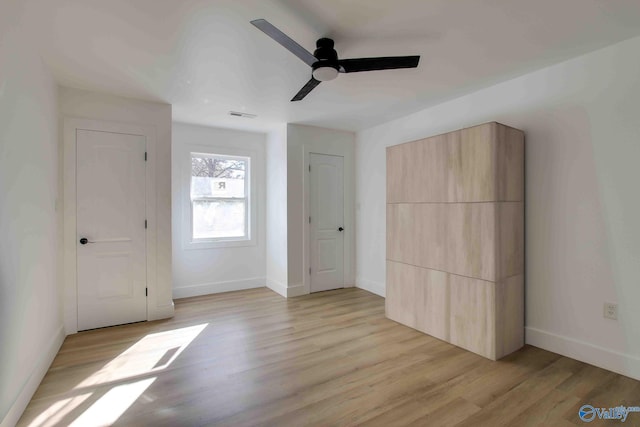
[[18, 288, 640, 427]]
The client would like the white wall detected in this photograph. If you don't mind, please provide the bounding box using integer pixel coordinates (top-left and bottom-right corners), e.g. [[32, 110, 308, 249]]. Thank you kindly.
[[0, 1, 63, 425], [266, 125, 289, 296], [59, 87, 174, 321], [356, 35, 640, 379], [172, 123, 266, 298], [287, 124, 356, 296]]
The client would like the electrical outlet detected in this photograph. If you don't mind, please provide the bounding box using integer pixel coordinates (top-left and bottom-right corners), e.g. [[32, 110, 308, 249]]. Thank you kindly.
[[604, 302, 618, 320]]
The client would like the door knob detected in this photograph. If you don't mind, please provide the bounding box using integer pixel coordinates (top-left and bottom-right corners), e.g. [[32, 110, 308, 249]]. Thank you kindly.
[[79, 238, 95, 245], [338, 227, 344, 232]]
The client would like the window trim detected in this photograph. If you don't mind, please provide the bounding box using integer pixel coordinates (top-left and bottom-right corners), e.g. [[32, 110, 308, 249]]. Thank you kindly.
[[182, 144, 257, 250]]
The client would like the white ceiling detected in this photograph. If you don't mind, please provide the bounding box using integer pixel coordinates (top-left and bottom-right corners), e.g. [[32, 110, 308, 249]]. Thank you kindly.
[[33, 0, 640, 132]]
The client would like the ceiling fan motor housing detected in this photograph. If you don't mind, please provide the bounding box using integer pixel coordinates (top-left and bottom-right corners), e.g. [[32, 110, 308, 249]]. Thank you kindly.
[[314, 38, 338, 61], [312, 38, 339, 81]]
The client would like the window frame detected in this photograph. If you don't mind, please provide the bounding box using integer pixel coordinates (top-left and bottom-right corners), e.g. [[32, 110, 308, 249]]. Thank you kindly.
[[182, 144, 257, 250]]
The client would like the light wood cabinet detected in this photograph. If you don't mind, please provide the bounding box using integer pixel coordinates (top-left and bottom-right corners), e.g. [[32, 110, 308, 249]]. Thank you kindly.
[[386, 122, 524, 360]]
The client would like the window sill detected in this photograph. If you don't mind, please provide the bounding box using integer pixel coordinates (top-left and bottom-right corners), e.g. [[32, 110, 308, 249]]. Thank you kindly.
[[184, 238, 256, 250]]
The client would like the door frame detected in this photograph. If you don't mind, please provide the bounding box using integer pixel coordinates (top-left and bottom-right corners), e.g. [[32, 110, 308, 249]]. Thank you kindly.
[[63, 118, 157, 334], [307, 153, 345, 293], [302, 149, 354, 296]]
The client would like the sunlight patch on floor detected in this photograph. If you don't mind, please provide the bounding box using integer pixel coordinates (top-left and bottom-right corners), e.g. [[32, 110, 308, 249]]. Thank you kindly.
[[26, 393, 93, 427], [75, 323, 208, 389], [24, 323, 208, 427], [69, 378, 156, 427]]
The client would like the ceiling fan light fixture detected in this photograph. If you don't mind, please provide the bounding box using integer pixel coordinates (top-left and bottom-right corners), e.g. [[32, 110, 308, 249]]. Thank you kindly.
[[312, 65, 338, 81]]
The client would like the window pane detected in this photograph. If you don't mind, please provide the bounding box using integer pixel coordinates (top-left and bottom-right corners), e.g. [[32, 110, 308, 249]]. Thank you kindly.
[[191, 155, 246, 198], [192, 200, 245, 239]]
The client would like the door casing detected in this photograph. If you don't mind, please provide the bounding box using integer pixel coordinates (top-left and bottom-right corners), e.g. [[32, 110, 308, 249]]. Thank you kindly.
[[300, 148, 354, 297], [309, 153, 345, 293], [63, 118, 157, 334]]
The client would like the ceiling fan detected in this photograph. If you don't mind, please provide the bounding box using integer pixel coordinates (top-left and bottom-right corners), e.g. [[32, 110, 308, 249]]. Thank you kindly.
[[250, 19, 421, 101]]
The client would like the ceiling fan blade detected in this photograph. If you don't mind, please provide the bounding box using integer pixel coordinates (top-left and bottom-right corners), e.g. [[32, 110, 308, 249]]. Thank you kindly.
[[291, 78, 321, 101], [338, 56, 420, 73], [250, 19, 316, 67]]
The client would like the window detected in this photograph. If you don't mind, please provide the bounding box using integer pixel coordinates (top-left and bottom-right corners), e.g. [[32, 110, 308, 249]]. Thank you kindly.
[[190, 152, 250, 242]]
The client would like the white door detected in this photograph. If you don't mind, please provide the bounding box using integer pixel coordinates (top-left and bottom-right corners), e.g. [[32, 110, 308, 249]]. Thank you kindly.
[[76, 129, 147, 331], [309, 153, 344, 293]]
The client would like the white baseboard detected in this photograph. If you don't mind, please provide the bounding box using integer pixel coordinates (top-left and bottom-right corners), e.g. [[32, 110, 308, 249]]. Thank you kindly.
[[526, 327, 640, 381], [148, 301, 175, 321], [1, 325, 65, 427], [356, 277, 386, 297], [287, 283, 307, 298], [173, 277, 265, 299], [266, 278, 287, 298], [265, 280, 310, 298]]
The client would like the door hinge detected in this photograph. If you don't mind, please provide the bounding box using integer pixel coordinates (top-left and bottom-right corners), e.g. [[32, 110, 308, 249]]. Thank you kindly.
[[309, 267, 311, 275], [145, 219, 147, 229], [144, 152, 147, 161], [145, 287, 148, 297], [308, 164, 311, 172], [309, 216, 311, 224]]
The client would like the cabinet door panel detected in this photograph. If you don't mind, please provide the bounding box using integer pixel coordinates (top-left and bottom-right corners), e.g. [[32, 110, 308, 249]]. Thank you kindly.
[[387, 203, 496, 281]]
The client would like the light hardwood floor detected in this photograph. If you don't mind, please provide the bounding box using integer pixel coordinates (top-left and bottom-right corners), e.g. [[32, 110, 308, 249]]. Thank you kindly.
[[18, 288, 640, 426]]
